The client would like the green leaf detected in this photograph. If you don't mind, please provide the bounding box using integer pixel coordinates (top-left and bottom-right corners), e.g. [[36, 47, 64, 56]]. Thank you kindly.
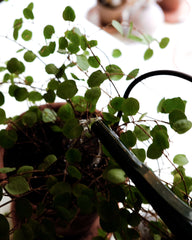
[[169, 110, 192, 133], [25, 76, 33, 85], [22, 111, 37, 127], [112, 20, 123, 35], [0, 167, 16, 173], [44, 25, 55, 39], [0, 129, 17, 149], [13, 223, 33, 240], [169, 109, 187, 123], [98, 200, 120, 232], [159, 97, 186, 113], [24, 50, 36, 62], [5, 176, 30, 195], [39, 46, 51, 57], [76, 54, 89, 71], [88, 40, 97, 47], [0, 92, 4, 107], [42, 108, 57, 123], [85, 87, 101, 107], [0, 108, 6, 124], [132, 148, 146, 162], [7, 58, 25, 74], [0, 67, 6, 72], [0, 214, 9, 240], [173, 154, 188, 166], [45, 64, 58, 75], [80, 35, 88, 50], [120, 130, 136, 148], [88, 70, 107, 87], [172, 119, 192, 134], [23, 3, 34, 19], [28, 91, 42, 102], [109, 97, 124, 112], [102, 112, 119, 125], [15, 198, 33, 220], [147, 143, 162, 159], [151, 125, 169, 150], [105, 168, 126, 184], [67, 165, 82, 180], [106, 64, 123, 80], [67, 43, 80, 54], [66, 30, 80, 45], [38, 154, 57, 170], [43, 90, 56, 103], [63, 118, 83, 139], [57, 80, 78, 99], [121, 98, 139, 116], [57, 103, 75, 121], [13, 18, 23, 40], [126, 68, 139, 80], [159, 37, 169, 49], [77, 194, 93, 214], [112, 49, 122, 58], [63, 6, 76, 22], [22, 29, 32, 41], [134, 124, 150, 141], [71, 96, 87, 112], [58, 37, 68, 50], [39, 42, 56, 57], [50, 182, 71, 196], [144, 48, 153, 60], [17, 166, 34, 178], [65, 148, 82, 164], [14, 87, 28, 101], [0, 186, 2, 201], [88, 56, 100, 68], [47, 79, 59, 90]]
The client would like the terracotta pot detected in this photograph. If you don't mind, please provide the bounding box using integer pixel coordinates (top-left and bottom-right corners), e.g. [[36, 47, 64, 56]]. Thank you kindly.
[[97, 0, 127, 25], [157, 0, 189, 23], [158, 0, 182, 12], [0, 102, 106, 240]]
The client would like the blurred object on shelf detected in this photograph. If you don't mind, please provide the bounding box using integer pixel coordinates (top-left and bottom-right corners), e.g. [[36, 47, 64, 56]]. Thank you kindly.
[[128, 0, 164, 34], [97, 0, 127, 25], [157, 0, 190, 23], [87, 0, 127, 33], [87, 0, 164, 35]]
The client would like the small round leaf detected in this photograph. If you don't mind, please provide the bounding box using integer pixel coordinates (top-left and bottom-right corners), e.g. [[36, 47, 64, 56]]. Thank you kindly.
[[63, 6, 76, 22], [24, 51, 36, 62], [57, 80, 78, 99], [105, 168, 126, 184], [144, 48, 153, 60], [173, 154, 188, 166], [44, 25, 55, 39], [22, 30, 32, 41], [121, 98, 139, 116]]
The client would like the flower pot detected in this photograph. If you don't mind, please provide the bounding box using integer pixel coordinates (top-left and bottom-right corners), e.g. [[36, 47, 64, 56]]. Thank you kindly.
[[0, 102, 108, 240], [157, 0, 190, 22], [97, 0, 127, 25]]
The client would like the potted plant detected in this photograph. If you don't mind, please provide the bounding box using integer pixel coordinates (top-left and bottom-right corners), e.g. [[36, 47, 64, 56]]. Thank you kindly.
[[0, 2, 191, 240]]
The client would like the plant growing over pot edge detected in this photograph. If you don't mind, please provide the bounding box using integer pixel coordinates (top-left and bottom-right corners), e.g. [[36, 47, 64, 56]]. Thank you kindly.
[[0, 2, 191, 240]]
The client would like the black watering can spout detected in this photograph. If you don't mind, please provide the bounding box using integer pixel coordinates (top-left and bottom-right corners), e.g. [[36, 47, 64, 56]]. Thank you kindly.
[[92, 120, 192, 239], [92, 70, 192, 238]]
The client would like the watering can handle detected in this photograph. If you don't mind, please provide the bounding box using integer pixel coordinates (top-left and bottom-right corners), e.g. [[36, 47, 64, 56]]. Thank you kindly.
[[92, 120, 192, 239]]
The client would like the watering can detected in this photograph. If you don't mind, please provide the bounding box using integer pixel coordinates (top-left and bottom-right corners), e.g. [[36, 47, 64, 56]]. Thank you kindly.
[[92, 70, 192, 239]]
